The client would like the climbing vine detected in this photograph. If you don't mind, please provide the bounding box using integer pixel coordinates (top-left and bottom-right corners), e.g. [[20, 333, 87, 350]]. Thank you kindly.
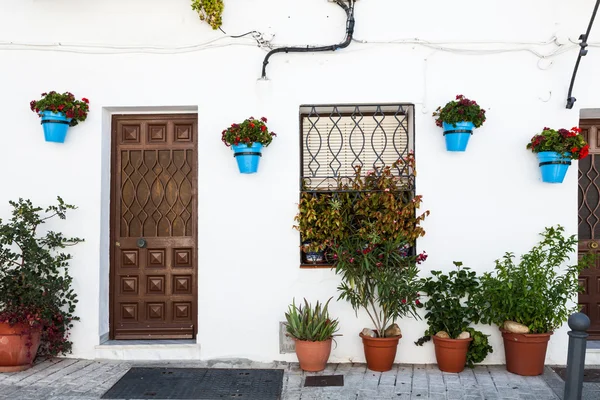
[[191, 0, 224, 30]]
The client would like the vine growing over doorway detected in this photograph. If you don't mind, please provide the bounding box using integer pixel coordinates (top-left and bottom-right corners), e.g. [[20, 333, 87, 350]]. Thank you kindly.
[[191, 0, 224, 30]]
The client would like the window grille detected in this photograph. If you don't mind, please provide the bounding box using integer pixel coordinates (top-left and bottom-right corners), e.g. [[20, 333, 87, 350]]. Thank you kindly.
[[299, 104, 415, 191], [298, 103, 415, 266]]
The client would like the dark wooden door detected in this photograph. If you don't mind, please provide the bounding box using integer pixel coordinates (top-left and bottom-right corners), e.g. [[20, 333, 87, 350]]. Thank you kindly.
[[110, 114, 197, 340], [578, 119, 600, 339]]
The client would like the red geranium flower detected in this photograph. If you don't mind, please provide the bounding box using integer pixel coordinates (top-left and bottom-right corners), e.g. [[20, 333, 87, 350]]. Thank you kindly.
[[580, 144, 590, 159], [261, 117, 268, 122], [82, 98, 89, 104], [260, 125, 266, 132]]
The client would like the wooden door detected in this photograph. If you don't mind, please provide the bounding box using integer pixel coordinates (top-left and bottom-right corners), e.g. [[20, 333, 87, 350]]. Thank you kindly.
[[110, 114, 197, 339], [578, 119, 600, 339]]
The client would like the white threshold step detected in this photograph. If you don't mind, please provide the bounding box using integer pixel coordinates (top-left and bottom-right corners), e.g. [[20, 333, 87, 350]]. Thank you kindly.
[[95, 340, 201, 361]]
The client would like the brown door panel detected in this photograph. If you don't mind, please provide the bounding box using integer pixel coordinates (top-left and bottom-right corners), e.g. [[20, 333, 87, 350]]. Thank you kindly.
[[579, 119, 600, 339], [110, 114, 198, 340]]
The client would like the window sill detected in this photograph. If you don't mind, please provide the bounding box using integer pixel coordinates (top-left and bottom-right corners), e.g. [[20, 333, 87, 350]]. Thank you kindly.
[[300, 263, 334, 269]]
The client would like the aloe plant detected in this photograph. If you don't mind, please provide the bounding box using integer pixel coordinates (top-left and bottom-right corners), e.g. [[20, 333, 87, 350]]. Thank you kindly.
[[285, 298, 339, 342]]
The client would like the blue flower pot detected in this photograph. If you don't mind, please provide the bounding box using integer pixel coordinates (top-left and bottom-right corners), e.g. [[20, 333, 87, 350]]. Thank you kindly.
[[40, 111, 72, 143], [232, 142, 263, 174], [537, 151, 571, 183], [443, 121, 475, 152]]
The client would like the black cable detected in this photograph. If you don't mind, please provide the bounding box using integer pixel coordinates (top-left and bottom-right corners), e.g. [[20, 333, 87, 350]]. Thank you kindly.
[[260, 0, 355, 79], [566, 0, 600, 109]]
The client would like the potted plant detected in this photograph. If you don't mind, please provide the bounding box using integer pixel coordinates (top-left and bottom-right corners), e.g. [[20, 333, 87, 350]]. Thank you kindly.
[[474, 226, 593, 376], [415, 262, 493, 373], [433, 94, 486, 152], [526, 127, 589, 183], [332, 154, 430, 372], [0, 197, 82, 372], [285, 298, 340, 372], [221, 116, 276, 174], [293, 191, 351, 264], [30, 91, 90, 143]]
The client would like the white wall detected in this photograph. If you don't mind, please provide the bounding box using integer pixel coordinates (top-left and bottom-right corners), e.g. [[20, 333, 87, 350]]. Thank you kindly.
[[0, 0, 598, 364]]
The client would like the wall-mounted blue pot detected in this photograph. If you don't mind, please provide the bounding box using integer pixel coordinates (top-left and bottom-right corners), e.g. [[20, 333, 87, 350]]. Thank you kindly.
[[537, 151, 571, 183], [40, 111, 72, 143], [443, 121, 475, 152], [232, 142, 263, 174]]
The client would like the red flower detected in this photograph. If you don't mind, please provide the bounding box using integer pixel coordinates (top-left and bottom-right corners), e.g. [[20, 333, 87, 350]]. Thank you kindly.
[[580, 144, 590, 159], [572, 127, 582, 133], [29, 100, 36, 111], [349, 257, 355, 263], [261, 117, 268, 122], [249, 116, 255, 120], [66, 110, 75, 118], [415, 299, 421, 305], [401, 299, 406, 304], [58, 105, 65, 111], [571, 147, 579, 154], [249, 122, 255, 128], [82, 98, 89, 104], [260, 125, 266, 132]]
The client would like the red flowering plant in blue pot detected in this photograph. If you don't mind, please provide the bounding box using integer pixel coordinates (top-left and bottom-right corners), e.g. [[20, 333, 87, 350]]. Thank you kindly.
[[221, 116, 277, 174], [30, 91, 90, 143], [433, 95, 486, 152], [527, 126, 589, 183]]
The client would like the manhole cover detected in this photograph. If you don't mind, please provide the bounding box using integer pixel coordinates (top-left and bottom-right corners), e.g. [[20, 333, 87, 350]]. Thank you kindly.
[[304, 375, 344, 387], [552, 367, 600, 383], [101, 367, 284, 399]]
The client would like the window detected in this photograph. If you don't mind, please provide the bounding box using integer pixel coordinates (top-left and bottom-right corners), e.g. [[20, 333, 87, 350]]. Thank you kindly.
[[298, 103, 415, 267]]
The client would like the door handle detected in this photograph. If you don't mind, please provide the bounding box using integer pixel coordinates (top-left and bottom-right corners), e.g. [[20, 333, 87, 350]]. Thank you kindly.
[[137, 238, 147, 248], [590, 242, 598, 249]]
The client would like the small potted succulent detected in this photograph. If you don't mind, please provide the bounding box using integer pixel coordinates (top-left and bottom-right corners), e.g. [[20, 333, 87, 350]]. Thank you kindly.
[[30, 91, 90, 143], [415, 262, 492, 373], [221, 116, 276, 174], [0, 197, 82, 371], [332, 155, 430, 372], [285, 298, 340, 372], [433, 95, 486, 152], [474, 226, 593, 376], [526, 127, 589, 183]]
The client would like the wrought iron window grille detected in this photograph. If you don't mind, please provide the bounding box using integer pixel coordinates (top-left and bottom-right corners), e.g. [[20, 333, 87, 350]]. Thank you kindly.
[[298, 103, 416, 266]]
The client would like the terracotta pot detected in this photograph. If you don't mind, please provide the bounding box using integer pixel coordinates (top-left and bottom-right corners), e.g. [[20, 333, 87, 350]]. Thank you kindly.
[[501, 329, 552, 376], [0, 322, 41, 372], [360, 332, 401, 372], [433, 335, 473, 373], [294, 338, 332, 372]]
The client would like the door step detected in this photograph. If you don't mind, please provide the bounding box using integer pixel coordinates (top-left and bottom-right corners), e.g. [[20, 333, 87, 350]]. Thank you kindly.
[[586, 341, 600, 365], [95, 340, 201, 360]]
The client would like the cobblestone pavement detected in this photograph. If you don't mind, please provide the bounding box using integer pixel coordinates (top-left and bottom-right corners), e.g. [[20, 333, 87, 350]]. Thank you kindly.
[[0, 358, 599, 400]]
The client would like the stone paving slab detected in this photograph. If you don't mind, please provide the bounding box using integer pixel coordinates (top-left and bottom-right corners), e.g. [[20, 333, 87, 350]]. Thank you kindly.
[[0, 359, 597, 400]]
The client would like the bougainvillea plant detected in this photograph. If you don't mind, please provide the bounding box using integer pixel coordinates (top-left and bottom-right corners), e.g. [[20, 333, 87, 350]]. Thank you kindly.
[[30, 91, 90, 127], [433, 94, 486, 128], [191, 0, 224, 30], [526, 127, 589, 160], [329, 154, 430, 337], [221, 116, 277, 147], [0, 197, 82, 359]]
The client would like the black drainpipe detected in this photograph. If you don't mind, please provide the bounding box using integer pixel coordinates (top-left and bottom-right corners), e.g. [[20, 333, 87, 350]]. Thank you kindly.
[[261, 0, 355, 79], [566, 0, 600, 109]]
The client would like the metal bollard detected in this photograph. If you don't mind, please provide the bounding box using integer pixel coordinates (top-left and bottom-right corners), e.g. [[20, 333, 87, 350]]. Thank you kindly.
[[564, 312, 590, 400]]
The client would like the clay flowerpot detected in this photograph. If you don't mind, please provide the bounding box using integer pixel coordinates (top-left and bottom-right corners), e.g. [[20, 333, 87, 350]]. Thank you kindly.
[[294, 338, 332, 372], [433, 335, 473, 373], [0, 322, 41, 372], [501, 329, 552, 376], [359, 332, 401, 372]]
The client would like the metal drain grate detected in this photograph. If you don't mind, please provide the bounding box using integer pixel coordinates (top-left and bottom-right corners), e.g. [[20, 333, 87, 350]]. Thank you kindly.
[[304, 375, 344, 387], [101, 367, 284, 399]]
